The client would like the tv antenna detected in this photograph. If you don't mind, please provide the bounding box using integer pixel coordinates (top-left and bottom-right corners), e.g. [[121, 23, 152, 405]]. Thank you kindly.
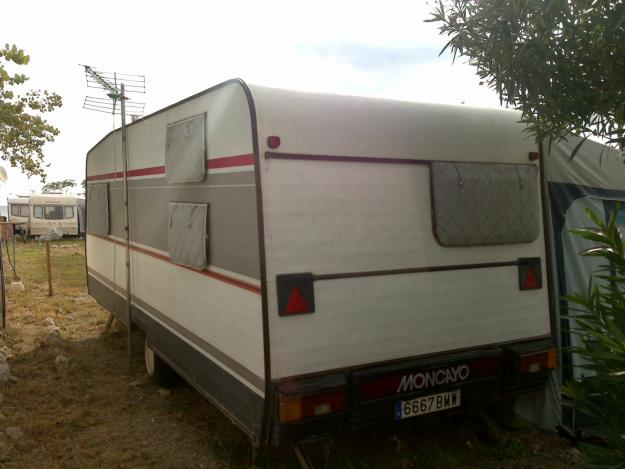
[[81, 65, 146, 368]]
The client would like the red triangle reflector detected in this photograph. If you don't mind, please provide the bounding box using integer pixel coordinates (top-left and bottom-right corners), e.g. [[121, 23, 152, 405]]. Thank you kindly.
[[523, 268, 539, 289], [285, 287, 310, 314]]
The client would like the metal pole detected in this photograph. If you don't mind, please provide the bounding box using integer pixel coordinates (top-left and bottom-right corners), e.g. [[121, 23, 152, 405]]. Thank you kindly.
[[121, 84, 133, 368]]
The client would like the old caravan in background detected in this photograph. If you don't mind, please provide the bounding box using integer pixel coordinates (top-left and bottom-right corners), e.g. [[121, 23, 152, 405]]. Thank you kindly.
[[7, 196, 30, 232], [29, 194, 80, 237], [85, 79, 555, 447], [7, 194, 82, 237]]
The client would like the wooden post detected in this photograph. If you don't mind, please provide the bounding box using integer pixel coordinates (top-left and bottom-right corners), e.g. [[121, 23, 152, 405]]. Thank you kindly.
[[46, 240, 53, 296]]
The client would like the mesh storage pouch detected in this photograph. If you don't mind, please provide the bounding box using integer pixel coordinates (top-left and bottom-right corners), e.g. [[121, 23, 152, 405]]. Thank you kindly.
[[165, 114, 206, 183], [86, 183, 110, 235], [430, 162, 539, 246]]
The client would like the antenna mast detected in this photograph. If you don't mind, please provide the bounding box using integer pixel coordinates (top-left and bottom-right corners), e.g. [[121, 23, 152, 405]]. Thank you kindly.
[[82, 65, 145, 368]]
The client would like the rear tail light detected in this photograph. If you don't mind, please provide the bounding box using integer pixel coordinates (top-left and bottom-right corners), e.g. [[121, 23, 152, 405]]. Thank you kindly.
[[519, 348, 556, 374], [277, 273, 315, 316], [518, 257, 542, 290], [279, 390, 346, 423]]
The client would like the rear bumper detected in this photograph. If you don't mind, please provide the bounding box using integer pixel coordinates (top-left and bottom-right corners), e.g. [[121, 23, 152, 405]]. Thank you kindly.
[[270, 338, 553, 446]]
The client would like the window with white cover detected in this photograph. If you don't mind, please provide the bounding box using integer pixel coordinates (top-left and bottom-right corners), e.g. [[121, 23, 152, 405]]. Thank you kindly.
[[430, 162, 539, 246], [165, 114, 206, 183], [167, 202, 209, 269], [86, 183, 110, 235]]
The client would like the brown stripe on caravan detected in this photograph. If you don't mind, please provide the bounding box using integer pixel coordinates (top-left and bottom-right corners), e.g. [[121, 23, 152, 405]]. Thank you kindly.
[[265, 151, 541, 167], [87, 268, 265, 392], [87, 232, 261, 294], [313, 260, 521, 281], [265, 151, 431, 165]]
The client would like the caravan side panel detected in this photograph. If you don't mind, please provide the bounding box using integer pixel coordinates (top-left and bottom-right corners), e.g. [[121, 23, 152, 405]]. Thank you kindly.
[[253, 88, 551, 380], [85, 81, 265, 441]]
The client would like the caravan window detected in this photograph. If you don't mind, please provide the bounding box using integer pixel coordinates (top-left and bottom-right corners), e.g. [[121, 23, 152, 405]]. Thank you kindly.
[[33, 206, 44, 219], [165, 114, 206, 183], [44, 206, 64, 220], [63, 206, 75, 219], [86, 183, 110, 235], [11, 204, 29, 217], [430, 162, 539, 246]]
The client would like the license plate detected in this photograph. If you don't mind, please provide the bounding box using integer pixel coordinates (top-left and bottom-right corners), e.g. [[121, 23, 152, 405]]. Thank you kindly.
[[395, 389, 461, 420]]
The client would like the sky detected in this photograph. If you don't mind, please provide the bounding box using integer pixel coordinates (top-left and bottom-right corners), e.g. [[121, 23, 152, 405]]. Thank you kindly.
[[1, 0, 501, 201]]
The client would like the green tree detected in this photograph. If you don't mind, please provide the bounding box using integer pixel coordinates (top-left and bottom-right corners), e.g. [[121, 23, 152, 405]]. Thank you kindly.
[[42, 178, 76, 193], [0, 44, 62, 179], [564, 209, 625, 466], [428, 0, 625, 151]]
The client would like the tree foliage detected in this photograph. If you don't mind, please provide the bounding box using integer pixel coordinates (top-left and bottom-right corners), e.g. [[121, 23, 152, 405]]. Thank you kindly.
[[429, 1, 625, 150], [563, 208, 625, 466], [41, 178, 76, 193], [0, 44, 62, 179]]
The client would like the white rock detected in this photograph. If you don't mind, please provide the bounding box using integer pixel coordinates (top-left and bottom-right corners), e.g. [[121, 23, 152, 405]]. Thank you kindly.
[[43, 317, 56, 327], [41, 328, 62, 347]]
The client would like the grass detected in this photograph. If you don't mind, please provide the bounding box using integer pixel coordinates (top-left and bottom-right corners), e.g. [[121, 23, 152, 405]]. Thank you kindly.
[[0, 239, 583, 468]]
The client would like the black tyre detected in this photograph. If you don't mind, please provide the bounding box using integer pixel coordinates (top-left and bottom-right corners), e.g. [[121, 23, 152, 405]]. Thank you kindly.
[[144, 339, 178, 387]]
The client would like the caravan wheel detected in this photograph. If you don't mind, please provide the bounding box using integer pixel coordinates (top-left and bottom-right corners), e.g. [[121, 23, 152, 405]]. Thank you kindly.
[[144, 340, 178, 387]]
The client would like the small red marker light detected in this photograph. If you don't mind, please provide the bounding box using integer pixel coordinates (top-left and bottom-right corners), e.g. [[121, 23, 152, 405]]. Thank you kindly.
[[267, 136, 281, 149], [529, 151, 540, 161], [523, 267, 539, 289], [285, 287, 310, 315], [518, 258, 542, 290]]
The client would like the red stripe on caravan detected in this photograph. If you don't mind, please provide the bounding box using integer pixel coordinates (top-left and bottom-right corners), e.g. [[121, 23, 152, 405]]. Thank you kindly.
[[207, 154, 255, 169], [87, 232, 261, 294], [86, 166, 164, 181], [87, 171, 123, 181], [86, 154, 255, 181]]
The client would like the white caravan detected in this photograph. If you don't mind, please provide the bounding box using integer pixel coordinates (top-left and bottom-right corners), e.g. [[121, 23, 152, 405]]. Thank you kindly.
[[28, 194, 80, 237], [7, 194, 81, 237], [85, 79, 555, 447], [7, 196, 30, 230]]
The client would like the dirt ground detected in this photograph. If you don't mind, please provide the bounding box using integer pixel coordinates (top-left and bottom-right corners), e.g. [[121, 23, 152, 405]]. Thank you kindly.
[[0, 239, 583, 468]]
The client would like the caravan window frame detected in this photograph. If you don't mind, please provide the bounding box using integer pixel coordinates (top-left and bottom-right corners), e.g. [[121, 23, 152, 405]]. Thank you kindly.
[[33, 205, 44, 219], [32, 204, 76, 220], [10, 204, 29, 217]]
